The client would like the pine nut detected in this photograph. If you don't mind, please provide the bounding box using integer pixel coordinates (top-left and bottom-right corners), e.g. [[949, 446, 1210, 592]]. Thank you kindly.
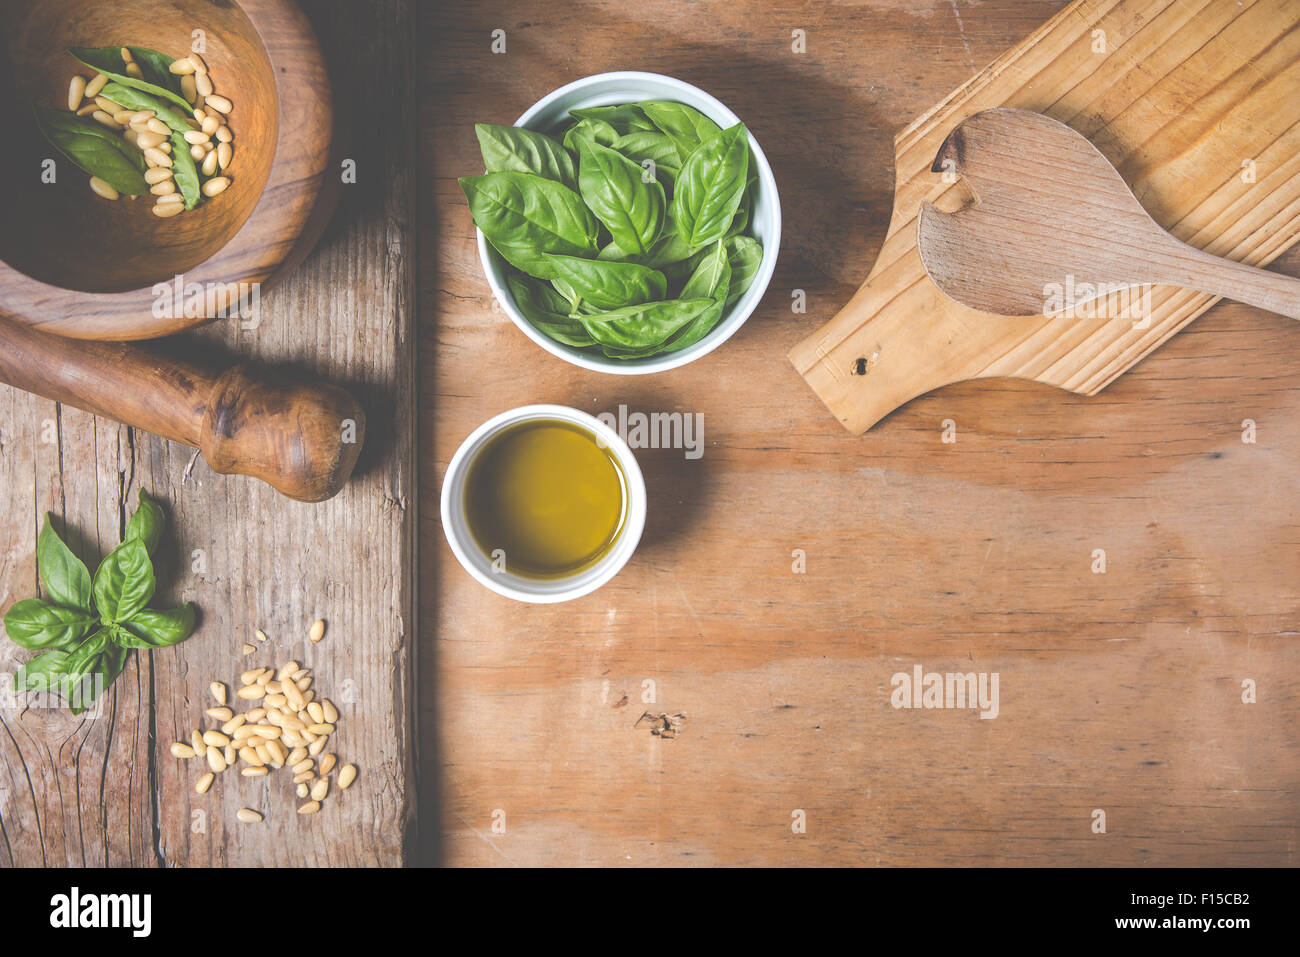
[[201, 730, 229, 748], [242, 766, 268, 777], [144, 147, 172, 168], [265, 741, 286, 765], [68, 76, 86, 111], [235, 685, 262, 700], [233, 725, 259, 741], [292, 669, 309, 682], [94, 95, 120, 113], [292, 759, 314, 775], [196, 72, 213, 97], [120, 47, 135, 64], [146, 117, 169, 135], [264, 693, 287, 709], [310, 778, 329, 802], [307, 736, 327, 757], [135, 130, 166, 150], [207, 746, 227, 773], [322, 700, 339, 723], [241, 668, 264, 685], [320, 754, 337, 776], [112, 110, 134, 125], [265, 680, 282, 695], [196, 772, 214, 794], [200, 116, 221, 137], [191, 730, 205, 754], [150, 181, 176, 196], [91, 110, 119, 129], [131, 109, 155, 123], [215, 124, 233, 143], [170, 742, 195, 759], [85, 73, 108, 97], [298, 801, 321, 815], [255, 726, 280, 740], [205, 94, 232, 114], [306, 702, 325, 724], [224, 744, 236, 766], [239, 746, 263, 766], [123, 128, 139, 147], [210, 681, 227, 705], [182, 129, 209, 145], [125, 62, 143, 79], [189, 52, 208, 74], [153, 201, 184, 218], [296, 783, 309, 798], [309, 620, 326, 643], [75, 103, 98, 116], [242, 643, 256, 655], [236, 808, 263, 824], [88, 176, 119, 200], [190, 144, 206, 161], [297, 677, 313, 693], [338, 765, 357, 790], [256, 671, 273, 687], [205, 706, 233, 722], [308, 724, 335, 735], [246, 708, 267, 722], [284, 681, 305, 710], [156, 192, 184, 205], [221, 714, 246, 735], [169, 56, 196, 75], [278, 662, 300, 681], [292, 771, 315, 785], [288, 747, 308, 765]]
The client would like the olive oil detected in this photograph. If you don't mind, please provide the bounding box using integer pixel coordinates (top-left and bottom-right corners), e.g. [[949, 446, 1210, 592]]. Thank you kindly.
[[465, 419, 628, 579]]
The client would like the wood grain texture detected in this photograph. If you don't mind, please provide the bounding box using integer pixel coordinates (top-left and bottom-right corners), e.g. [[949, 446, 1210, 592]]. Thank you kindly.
[[792, 0, 1300, 433], [424, 0, 1299, 866], [0, 0, 336, 340], [0, 0, 414, 866], [917, 108, 1300, 319]]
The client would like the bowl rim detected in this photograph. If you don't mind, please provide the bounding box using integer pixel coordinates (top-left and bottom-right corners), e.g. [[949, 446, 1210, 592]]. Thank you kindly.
[[0, 0, 336, 341], [440, 404, 648, 603], [475, 70, 782, 375]]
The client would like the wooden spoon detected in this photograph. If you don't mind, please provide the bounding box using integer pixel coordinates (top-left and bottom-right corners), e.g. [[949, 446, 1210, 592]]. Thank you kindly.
[[917, 108, 1300, 320], [0, 315, 365, 503]]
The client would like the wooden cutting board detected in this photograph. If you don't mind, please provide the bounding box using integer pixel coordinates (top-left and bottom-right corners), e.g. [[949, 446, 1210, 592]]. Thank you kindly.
[[789, 0, 1300, 433]]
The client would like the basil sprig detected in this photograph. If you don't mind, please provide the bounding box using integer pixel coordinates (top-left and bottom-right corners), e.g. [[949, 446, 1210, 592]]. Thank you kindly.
[[4, 490, 197, 714], [463, 100, 764, 360]]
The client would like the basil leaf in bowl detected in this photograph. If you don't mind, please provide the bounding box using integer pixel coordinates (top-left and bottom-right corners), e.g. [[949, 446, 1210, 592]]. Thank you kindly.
[[33, 107, 149, 195]]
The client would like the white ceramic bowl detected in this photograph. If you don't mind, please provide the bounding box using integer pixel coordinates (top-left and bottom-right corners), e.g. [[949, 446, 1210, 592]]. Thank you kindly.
[[474, 71, 782, 375], [440, 405, 647, 603]]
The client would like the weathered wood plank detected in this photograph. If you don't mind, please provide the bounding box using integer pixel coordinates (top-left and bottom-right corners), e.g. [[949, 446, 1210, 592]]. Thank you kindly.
[[424, 0, 1299, 866], [0, 0, 415, 867]]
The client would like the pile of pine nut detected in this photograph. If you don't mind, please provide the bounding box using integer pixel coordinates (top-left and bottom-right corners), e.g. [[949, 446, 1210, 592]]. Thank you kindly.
[[169, 622, 357, 823], [67, 47, 233, 216]]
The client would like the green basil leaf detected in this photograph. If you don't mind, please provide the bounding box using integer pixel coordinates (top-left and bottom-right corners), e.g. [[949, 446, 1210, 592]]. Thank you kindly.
[[124, 488, 166, 557], [460, 172, 599, 280], [122, 46, 185, 96], [92, 539, 155, 623], [672, 123, 749, 250], [725, 235, 764, 310], [12, 650, 72, 692], [37, 514, 94, 612], [680, 239, 731, 303], [61, 631, 109, 715], [475, 124, 578, 190], [578, 298, 717, 350], [570, 105, 655, 135], [641, 101, 722, 159], [168, 129, 202, 209], [99, 81, 192, 135], [2, 599, 99, 651], [562, 117, 618, 156], [611, 131, 680, 191], [68, 46, 192, 112], [577, 136, 666, 257], [33, 107, 149, 196], [117, 604, 196, 649], [544, 254, 667, 309], [507, 275, 598, 348]]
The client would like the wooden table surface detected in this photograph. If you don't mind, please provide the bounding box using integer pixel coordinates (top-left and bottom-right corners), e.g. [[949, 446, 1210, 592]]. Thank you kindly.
[[2, 0, 1296, 869], [424, 0, 1300, 866], [0, 0, 415, 866]]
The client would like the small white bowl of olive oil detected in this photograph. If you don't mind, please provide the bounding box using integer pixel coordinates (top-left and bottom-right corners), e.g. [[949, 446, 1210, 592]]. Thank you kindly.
[[440, 405, 647, 603]]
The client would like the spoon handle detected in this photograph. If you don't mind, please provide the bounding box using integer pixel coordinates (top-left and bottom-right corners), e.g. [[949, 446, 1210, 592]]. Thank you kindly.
[[1153, 241, 1300, 321]]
